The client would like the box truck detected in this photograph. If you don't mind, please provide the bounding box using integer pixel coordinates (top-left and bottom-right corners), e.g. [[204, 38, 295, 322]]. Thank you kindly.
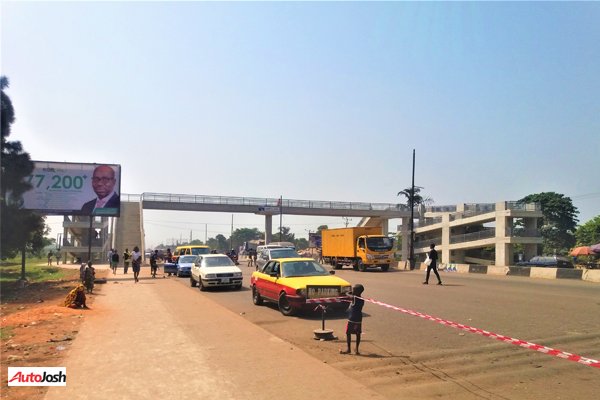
[[321, 227, 394, 272]]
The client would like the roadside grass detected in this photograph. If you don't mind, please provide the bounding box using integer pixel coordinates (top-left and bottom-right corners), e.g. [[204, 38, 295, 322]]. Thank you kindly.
[[0, 257, 76, 283], [0, 326, 14, 340]]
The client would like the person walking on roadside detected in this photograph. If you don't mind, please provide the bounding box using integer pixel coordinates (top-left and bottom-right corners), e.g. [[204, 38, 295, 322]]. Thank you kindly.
[[150, 250, 159, 278], [107, 248, 113, 264], [123, 248, 131, 274], [132, 246, 142, 283], [340, 284, 365, 355], [423, 243, 442, 285], [111, 250, 119, 275], [47, 251, 53, 266], [83, 261, 96, 294], [79, 262, 87, 283]]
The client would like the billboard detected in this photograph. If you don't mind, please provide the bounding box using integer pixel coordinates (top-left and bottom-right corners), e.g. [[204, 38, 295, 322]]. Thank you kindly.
[[21, 161, 121, 217]]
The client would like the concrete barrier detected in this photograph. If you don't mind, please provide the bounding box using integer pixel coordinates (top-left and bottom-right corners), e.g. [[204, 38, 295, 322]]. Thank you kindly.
[[530, 267, 557, 280], [487, 266, 509, 275], [582, 269, 600, 283]]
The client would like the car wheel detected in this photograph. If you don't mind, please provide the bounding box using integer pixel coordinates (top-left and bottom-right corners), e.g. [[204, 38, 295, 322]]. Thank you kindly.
[[199, 279, 206, 291], [352, 260, 360, 271], [252, 286, 263, 305], [357, 259, 366, 272], [190, 277, 197, 287], [278, 292, 295, 316], [380, 264, 389, 272]]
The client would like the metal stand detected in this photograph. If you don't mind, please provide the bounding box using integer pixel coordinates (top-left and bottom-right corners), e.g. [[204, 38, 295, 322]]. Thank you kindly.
[[313, 304, 336, 340]]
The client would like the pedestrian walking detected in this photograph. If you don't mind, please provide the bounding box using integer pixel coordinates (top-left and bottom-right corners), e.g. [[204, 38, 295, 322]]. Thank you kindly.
[[423, 243, 442, 285], [340, 284, 365, 355], [132, 246, 142, 283], [123, 248, 131, 274], [150, 250, 158, 278], [107, 248, 113, 264], [79, 262, 86, 283], [83, 261, 96, 294], [47, 251, 53, 266], [111, 250, 120, 275]]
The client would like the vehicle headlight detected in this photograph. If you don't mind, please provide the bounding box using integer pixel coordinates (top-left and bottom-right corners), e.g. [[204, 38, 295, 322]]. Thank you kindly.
[[205, 273, 216, 279], [366, 254, 374, 260], [233, 272, 242, 278], [296, 288, 306, 297]]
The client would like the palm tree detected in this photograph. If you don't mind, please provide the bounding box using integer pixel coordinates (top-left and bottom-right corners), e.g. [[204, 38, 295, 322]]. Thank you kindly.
[[397, 187, 433, 207]]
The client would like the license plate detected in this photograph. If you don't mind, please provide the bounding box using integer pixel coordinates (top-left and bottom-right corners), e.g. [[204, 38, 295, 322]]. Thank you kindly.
[[221, 278, 230, 284], [307, 286, 340, 299]]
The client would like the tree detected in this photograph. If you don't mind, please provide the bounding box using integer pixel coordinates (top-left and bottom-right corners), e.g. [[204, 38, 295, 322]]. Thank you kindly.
[[230, 227, 263, 250], [519, 192, 579, 255], [316, 225, 328, 233], [397, 187, 433, 207], [294, 238, 309, 250], [273, 226, 295, 243], [1, 76, 47, 260], [575, 215, 600, 246]]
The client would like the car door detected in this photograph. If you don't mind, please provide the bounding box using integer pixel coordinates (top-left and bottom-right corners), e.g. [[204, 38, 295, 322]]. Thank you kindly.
[[258, 261, 281, 301]]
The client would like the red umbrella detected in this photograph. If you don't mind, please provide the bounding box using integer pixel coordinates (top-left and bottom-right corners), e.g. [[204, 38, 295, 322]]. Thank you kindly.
[[570, 246, 594, 256]]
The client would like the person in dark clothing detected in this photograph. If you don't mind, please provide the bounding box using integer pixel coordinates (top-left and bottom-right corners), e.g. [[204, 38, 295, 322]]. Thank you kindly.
[[150, 250, 159, 278], [340, 284, 365, 355], [111, 250, 119, 275], [423, 243, 442, 285]]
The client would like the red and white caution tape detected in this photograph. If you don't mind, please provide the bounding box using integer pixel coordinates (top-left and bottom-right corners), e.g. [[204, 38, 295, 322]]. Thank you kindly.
[[305, 295, 600, 369]]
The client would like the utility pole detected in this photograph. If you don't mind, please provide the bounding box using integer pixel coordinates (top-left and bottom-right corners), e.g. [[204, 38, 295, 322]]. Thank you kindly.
[[230, 214, 234, 250], [409, 149, 416, 270], [343, 217, 352, 227], [205, 223, 207, 244]]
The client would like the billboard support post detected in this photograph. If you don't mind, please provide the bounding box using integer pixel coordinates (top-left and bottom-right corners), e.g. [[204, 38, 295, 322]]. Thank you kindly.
[[87, 216, 93, 263]]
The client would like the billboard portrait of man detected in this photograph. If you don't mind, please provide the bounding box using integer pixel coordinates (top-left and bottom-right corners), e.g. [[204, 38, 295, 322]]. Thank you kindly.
[[81, 165, 120, 215]]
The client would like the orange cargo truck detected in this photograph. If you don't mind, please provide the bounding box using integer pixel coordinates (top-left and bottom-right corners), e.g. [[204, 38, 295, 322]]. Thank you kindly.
[[321, 227, 394, 272]]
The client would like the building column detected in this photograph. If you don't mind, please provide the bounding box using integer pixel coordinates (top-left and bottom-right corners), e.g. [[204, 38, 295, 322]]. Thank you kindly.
[[495, 201, 510, 267], [400, 217, 409, 263], [441, 214, 450, 264], [264, 215, 272, 244]]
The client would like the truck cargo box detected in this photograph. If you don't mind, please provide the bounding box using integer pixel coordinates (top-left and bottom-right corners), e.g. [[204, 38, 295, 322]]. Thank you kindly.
[[322, 227, 383, 258]]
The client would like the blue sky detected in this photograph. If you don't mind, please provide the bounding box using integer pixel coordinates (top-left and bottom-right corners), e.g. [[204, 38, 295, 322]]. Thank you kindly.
[[2, 2, 599, 248]]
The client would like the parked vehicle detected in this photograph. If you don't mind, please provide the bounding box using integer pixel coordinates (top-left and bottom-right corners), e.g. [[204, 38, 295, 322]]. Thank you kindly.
[[190, 254, 243, 291], [516, 256, 574, 268], [164, 255, 199, 277], [255, 247, 300, 271], [250, 257, 351, 316], [172, 245, 211, 262], [321, 227, 394, 272]]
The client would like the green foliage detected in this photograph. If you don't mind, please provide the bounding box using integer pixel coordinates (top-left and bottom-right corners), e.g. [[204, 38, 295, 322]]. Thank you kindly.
[[1, 76, 48, 260], [397, 187, 433, 207], [274, 226, 295, 243], [316, 225, 328, 232], [575, 215, 600, 246], [231, 227, 263, 249], [519, 192, 579, 255], [294, 238, 309, 250]]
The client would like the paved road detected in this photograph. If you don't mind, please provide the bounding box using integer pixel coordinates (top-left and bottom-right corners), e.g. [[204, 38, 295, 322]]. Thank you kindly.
[[170, 261, 600, 400]]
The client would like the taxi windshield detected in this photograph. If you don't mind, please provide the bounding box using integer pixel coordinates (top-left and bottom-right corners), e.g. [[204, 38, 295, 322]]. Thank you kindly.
[[282, 261, 328, 277], [191, 247, 210, 255]]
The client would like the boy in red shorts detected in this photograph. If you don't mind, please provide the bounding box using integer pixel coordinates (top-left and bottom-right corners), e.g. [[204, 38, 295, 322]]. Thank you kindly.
[[340, 284, 365, 355]]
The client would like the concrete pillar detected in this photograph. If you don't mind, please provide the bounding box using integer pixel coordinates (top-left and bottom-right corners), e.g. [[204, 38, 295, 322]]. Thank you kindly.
[[401, 217, 409, 262], [114, 201, 145, 263], [264, 215, 272, 244], [441, 214, 450, 264], [381, 219, 389, 236], [495, 204, 510, 266]]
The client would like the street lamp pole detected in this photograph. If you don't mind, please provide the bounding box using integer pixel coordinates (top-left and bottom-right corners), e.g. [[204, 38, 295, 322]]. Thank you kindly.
[[409, 149, 416, 270]]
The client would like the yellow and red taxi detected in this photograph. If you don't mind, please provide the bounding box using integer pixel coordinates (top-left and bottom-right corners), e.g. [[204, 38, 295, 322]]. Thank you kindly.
[[250, 257, 352, 316]]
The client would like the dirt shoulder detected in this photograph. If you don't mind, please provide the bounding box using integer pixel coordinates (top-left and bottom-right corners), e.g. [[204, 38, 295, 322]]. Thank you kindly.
[[1, 266, 108, 400]]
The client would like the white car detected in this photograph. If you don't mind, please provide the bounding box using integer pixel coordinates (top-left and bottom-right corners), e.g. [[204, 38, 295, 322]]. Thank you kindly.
[[190, 254, 243, 291]]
